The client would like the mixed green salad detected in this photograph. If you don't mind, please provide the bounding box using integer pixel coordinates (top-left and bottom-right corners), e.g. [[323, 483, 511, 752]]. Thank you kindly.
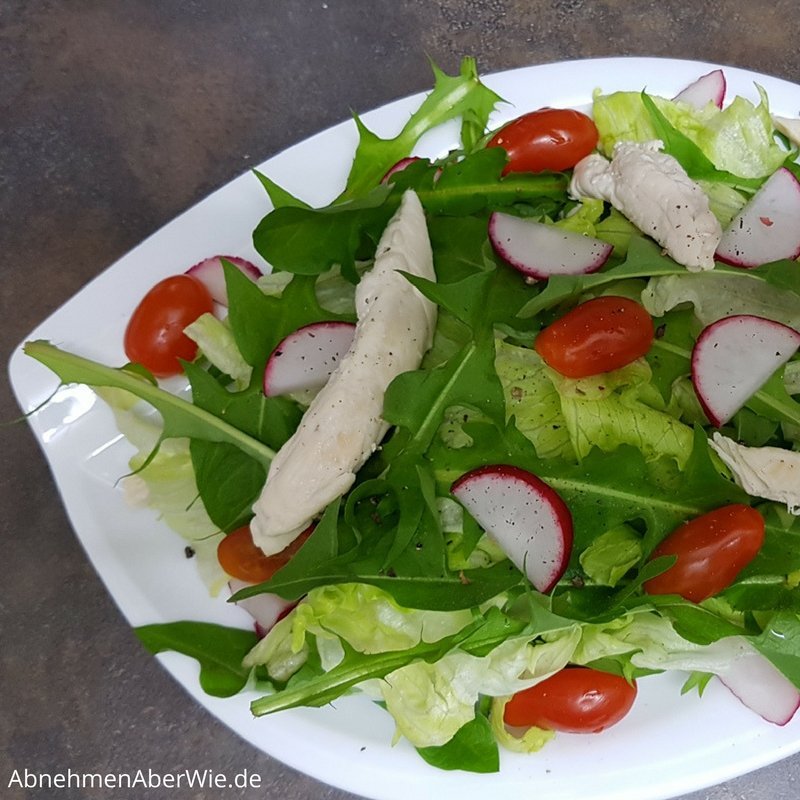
[[24, 58, 800, 774]]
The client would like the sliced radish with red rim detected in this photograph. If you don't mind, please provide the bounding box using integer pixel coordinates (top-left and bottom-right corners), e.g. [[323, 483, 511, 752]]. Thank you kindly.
[[692, 314, 800, 427], [263, 321, 356, 397], [185, 255, 263, 306], [229, 578, 297, 637], [715, 168, 800, 268], [488, 212, 612, 280], [381, 156, 425, 183], [451, 464, 573, 593], [714, 638, 800, 726], [672, 69, 726, 110]]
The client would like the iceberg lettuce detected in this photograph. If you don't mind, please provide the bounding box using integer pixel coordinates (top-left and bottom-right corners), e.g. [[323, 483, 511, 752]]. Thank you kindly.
[[96, 387, 226, 594], [593, 87, 786, 179], [184, 313, 252, 388], [579, 524, 643, 587], [381, 627, 580, 748], [642, 271, 800, 329], [495, 341, 694, 467], [244, 583, 476, 680], [494, 340, 574, 460]]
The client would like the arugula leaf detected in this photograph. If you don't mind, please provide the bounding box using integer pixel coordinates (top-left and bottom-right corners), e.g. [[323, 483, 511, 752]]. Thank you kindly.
[[225, 262, 348, 370], [416, 713, 499, 773], [645, 597, 745, 645], [433, 424, 748, 559], [232, 559, 521, 612], [23, 341, 275, 467], [250, 608, 525, 715], [428, 215, 496, 280], [135, 621, 258, 698], [516, 237, 681, 318], [190, 440, 266, 531], [252, 188, 392, 277], [252, 169, 310, 210], [340, 57, 503, 201], [253, 154, 566, 277], [746, 368, 800, 428], [519, 237, 800, 321], [384, 331, 506, 457], [181, 360, 301, 532]]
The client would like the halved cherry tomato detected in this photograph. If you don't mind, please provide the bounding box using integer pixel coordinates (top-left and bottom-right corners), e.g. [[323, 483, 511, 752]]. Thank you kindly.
[[534, 295, 655, 378], [217, 524, 312, 584], [644, 504, 765, 603], [504, 667, 637, 733], [487, 108, 598, 175], [123, 274, 214, 377]]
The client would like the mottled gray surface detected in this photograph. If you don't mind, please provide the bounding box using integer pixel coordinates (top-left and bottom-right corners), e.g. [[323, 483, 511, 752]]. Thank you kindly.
[[3, 2, 800, 799]]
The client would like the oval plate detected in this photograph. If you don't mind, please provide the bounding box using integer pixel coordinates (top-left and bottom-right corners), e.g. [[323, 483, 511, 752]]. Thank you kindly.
[[9, 57, 800, 800]]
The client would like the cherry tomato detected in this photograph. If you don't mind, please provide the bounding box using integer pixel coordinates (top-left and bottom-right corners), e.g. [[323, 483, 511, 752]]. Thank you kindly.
[[123, 274, 214, 377], [504, 667, 637, 733], [217, 524, 312, 584], [644, 504, 765, 603], [487, 108, 598, 175], [534, 295, 655, 378]]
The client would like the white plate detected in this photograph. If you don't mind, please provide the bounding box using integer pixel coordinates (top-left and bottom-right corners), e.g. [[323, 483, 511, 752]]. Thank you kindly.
[[9, 56, 800, 800]]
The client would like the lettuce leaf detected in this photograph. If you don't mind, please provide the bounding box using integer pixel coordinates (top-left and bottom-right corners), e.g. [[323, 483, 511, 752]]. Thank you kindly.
[[494, 340, 574, 460], [642, 265, 800, 329], [579, 525, 643, 587], [495, 340, 693, 467], [593, 87, 786, 179], [184, 313, 252, 388], [381, 627, 579, 748]]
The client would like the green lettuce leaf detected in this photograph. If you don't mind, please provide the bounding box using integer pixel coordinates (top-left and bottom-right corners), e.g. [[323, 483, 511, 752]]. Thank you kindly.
[[495, 340, 693, 467], [579, 525, 643, 587], [494, 339, 574, 460], [593, 87, 785, 179], [183, 312, 252, 387], [379, 625, 580, 748], [642, 260, 800, 329]]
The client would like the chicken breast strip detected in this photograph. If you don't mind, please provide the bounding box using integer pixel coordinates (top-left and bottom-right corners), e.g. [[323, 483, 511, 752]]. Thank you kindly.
[[251, 190, 437, 555], [710, 432, 800, 515], [570, 140, 722, 271]]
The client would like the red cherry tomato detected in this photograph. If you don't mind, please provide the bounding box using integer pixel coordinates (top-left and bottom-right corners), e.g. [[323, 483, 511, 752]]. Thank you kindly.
[[534, 296, 655, 378], [504, 667, 637, 733], [123, 274, 214, 377], [644, 504, 765, 603], [487, 108, 598, 175], [217, 525, 313, 584]]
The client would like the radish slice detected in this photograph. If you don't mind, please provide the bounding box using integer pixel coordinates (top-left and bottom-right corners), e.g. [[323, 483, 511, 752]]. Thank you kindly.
[[488, 212, 612, 280], [229, 579, 296, 637], [381, 156, 424, 183], [673, 69, 726, 110], [263, 321, 356, 397], [715, 168, 800, 268], [692, 314, 800, 427], [716, 639, 800, 725], [185, 255, 263, 305], [451, 464, 573, 593]]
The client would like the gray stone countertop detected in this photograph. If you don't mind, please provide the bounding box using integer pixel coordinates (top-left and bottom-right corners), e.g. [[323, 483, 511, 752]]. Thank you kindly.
[[3, 2, 800, 799]]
